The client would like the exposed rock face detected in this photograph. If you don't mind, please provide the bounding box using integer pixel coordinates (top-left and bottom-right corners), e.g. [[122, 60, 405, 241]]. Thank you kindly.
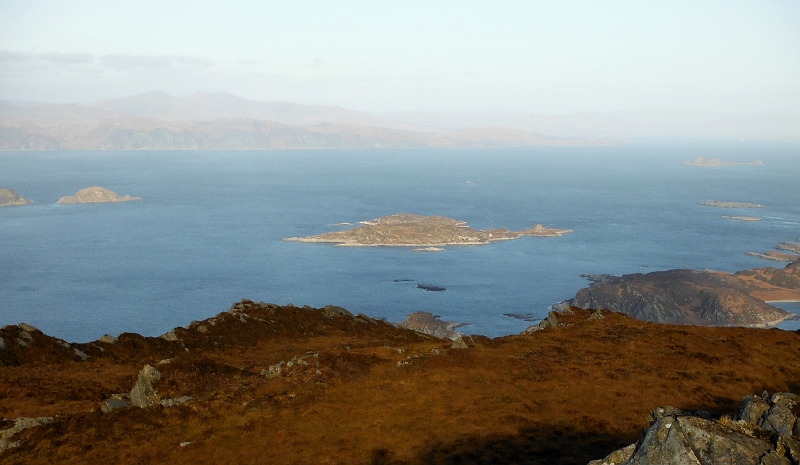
[[57, 187, 141, 204], [0, 188, 32, 207], [589, 392, 799, 465], [129, 364, 162, 408], [0, 417, 53, 453], [284, 213, 571, 248], [568, 268, 796, 327], [399, 311, 465, 339]]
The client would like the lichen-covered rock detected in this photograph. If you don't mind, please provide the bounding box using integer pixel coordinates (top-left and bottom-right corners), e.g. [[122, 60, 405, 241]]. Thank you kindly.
[[587, 309, 606, 321], [99, 334, 117, 344], [101, 396, 130, 413], [0, 417, 53, 453], [129, 365, 161, 408], [450, 335, 468, 349], [588, 443, 635, 465], [588, 391, 799, 465], [160, 331, 179, 341], [783, 437, 800, 463], [738, 394, 772, 425], [73, 348, 89, 361], [261, 363, 284, 379], [322, 305, 353, 318], [759, 400, 798, 438], [160, 396, 191, 407], [18, 323, 38, 333]]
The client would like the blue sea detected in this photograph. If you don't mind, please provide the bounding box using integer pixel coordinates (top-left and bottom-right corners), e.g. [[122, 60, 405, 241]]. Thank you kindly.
[[1, 142, 799, 342]]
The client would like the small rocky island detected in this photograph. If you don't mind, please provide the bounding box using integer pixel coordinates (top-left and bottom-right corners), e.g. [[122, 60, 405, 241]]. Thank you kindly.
[[284, 213, 572, 248], [0, 188, 32, 207], [699, 200, 764, 208], [721, 215, 762, 221], [683, 157, 762, 167], [57, 187, 141, 204]]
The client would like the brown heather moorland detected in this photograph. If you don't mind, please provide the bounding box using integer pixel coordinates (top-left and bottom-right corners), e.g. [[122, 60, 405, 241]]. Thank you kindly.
[[1, 302, 800, 465]]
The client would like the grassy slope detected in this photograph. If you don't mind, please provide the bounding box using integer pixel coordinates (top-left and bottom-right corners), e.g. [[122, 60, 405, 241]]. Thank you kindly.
[[1, 305, 799, 465]]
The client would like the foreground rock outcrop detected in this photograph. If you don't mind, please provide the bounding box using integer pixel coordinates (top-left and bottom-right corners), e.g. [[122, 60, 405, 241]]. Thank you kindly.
[[0, 188, 31, 207], [57, 187, 141, 204], [563, 260, 800, 327], [285, 213, 571, 248], [589, 391, 800, 465]]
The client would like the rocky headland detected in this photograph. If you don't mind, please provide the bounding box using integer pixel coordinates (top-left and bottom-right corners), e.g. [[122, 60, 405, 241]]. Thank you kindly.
[[1, 302, 799, 464], [683, 157, 763, 167], [57, 187, 141, 204], [748, 240, 800, 263], [0, 188, 31, 207], [559, 259, 800, 327], [284, 213, 572, 248]]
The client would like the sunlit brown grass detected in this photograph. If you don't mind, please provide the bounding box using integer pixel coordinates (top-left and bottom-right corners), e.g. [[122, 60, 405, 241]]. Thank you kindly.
[[1, 306, 799, 464]]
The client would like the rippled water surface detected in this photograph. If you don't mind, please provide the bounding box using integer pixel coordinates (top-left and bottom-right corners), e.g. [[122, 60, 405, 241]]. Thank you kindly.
[[1, 143, 798, 341]]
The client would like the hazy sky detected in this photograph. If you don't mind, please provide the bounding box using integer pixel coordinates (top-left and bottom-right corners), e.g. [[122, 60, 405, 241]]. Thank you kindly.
[[1, 0, 799, 114]]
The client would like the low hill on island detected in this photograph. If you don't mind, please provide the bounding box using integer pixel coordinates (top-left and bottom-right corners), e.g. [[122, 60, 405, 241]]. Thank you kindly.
[[57, 187, 141, 204], [285, 213, 572, 248], [1, 301, 799, 464], [0, 188, 31, 207]]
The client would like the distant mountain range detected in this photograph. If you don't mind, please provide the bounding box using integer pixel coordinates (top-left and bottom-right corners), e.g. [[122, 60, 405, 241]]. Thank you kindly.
[[1, 91, 797, 150]]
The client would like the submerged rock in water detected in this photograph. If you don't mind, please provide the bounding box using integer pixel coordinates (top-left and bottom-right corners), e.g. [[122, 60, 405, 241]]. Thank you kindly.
[[417, 284, 446, 292]]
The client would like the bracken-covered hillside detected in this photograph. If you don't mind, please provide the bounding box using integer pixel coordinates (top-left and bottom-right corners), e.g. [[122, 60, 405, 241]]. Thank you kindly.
[[1, 302, 799, 465]]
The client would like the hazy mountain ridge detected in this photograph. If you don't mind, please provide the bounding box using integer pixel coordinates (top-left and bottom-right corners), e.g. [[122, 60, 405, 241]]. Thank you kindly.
[[383, 107, 800, 139], [0, 92, 612, 150], [3, 91, 796, 150]]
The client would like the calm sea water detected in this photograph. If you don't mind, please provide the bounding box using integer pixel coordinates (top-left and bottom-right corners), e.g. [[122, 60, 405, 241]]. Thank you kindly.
[[1, 143, 799, 341]]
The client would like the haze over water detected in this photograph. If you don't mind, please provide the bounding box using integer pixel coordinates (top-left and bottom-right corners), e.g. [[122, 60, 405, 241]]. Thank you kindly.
[[1, 142, 799, 341]]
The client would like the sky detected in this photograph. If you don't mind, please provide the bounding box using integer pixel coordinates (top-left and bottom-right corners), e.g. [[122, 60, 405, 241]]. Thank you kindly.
[[1, 0, 799, 114]]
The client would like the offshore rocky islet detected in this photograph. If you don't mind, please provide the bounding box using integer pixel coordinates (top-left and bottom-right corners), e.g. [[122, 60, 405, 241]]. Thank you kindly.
[[284, 213, 573, 248], [57, 186, 141, 204], [0, 188, 32, 207]]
